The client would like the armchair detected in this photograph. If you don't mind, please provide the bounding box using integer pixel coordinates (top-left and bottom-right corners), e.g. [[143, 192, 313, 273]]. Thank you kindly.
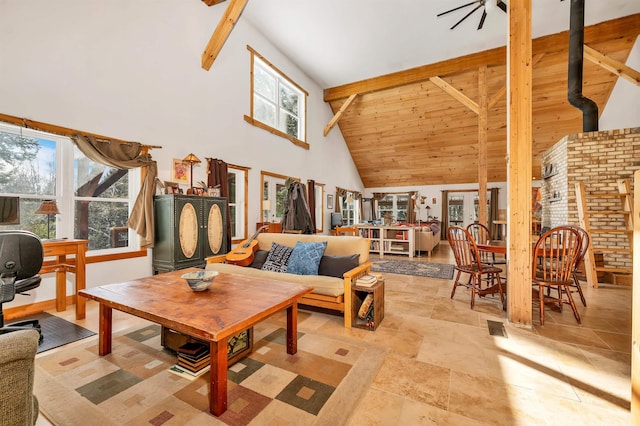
[[0, 231, 44, 342]]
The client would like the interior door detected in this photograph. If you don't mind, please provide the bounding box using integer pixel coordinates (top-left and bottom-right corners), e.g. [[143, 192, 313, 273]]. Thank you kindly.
[[447, 192, 478, 229]]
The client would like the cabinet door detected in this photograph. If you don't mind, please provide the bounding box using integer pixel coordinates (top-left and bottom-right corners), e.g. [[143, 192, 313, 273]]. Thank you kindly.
[[175, 196, 204, 265], [202, 197, 227, 258]]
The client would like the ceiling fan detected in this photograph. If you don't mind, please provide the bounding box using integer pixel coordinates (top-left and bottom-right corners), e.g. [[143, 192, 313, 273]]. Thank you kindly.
[[437, 0, 507, 30]]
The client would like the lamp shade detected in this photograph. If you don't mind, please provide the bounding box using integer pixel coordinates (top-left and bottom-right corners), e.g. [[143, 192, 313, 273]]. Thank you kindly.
[[183, 153, 201, 164], [35, 200, 60, 215]]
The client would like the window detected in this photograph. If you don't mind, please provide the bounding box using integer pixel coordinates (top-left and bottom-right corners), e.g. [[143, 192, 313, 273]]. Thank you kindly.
[[227, 165, 248, 241], [376, 194, 409, 223], [314, 183, 325, 233], [340, 192, 359, 226], [261, 171, 296, 223], [246, 46, 308, 149], [0, 123, 138, 252]]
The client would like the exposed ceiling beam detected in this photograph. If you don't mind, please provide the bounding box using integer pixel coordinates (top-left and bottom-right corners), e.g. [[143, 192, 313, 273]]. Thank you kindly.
[[201, 0, 228, 5], [324, 14, 640, 102], [201, 0, 249, 71], [429, 76, 479, 114], [487, 53, 544, 109], [323, 94, 357, 136], [584, 44, 640, 87]]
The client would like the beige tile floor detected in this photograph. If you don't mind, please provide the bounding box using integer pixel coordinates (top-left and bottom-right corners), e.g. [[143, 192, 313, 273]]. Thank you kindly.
[[35, 242, 631, 425]]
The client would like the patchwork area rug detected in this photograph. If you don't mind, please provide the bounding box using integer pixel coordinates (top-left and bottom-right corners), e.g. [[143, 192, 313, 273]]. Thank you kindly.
[[371, 258, 455, 279], [35, 322, 385, 425], [19, 312, 96, 353]]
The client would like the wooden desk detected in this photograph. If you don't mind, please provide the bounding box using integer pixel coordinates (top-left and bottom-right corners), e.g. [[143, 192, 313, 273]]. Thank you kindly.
[[79, 268, 312, 416], [40, 239, 89, 320]]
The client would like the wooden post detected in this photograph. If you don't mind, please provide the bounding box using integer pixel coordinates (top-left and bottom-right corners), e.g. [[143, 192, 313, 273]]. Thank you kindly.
[[478, 65, 488, 227], [507, 0, 533, 325], [631, 170, 640, 423]]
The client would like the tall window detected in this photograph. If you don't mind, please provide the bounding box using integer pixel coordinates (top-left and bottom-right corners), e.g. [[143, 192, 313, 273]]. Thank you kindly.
[[261, 171, 295, 223], [340, 192, 359, 226], [377, 194, 409, 222], [227, 166, 248, 241], [247, 47, 308, 147], [0, 124, 138, 252]]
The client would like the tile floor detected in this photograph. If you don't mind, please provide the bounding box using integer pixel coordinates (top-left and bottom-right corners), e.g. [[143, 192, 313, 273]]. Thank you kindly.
[[35, 242, 631, 425]]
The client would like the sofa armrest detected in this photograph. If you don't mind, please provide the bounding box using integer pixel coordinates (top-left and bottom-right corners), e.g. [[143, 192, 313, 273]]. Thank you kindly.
[[205, 254, 227, 264], [341, 261, 372, 328]]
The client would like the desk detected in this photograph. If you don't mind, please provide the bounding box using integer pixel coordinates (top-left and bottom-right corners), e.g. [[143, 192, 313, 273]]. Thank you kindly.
[[40, 239, 89, 320]]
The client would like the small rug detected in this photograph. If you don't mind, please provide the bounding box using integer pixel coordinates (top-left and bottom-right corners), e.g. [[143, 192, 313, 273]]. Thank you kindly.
[[371, 258, 455, 279], [34, 322, 385, 425], [13, 312, 96, 353]]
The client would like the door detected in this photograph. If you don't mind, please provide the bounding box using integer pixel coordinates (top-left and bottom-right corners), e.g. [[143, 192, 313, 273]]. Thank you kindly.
[[447, 192, 479, 229]]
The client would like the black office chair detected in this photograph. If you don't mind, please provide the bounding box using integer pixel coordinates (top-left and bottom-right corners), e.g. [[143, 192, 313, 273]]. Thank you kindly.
[[0, 231, 44, 343]]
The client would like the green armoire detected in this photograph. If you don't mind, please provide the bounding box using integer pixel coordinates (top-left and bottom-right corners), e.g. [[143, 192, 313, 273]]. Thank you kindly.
[[152, 194, 228, 273]]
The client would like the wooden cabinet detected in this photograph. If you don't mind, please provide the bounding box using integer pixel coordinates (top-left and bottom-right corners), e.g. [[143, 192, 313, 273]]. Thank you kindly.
[[356, 225, 415, 258], [256, 222, 282, 233], [153, 195, 228, 273]]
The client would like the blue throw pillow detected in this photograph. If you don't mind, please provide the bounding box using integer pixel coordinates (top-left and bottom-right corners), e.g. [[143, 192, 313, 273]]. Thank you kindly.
[[262, 242, 294, 273], [287, 241, 328, 275]]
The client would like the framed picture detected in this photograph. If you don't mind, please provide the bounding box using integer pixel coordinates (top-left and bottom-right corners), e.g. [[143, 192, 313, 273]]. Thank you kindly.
[[327, 194, 334, 210], [164, 181, 180, 194], [172, 159, 189, 184]]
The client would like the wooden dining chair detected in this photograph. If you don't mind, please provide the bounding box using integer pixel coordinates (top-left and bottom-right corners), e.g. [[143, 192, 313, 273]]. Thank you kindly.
[[568, 226, 589, 307], [447, 226, 505, 310], [335, 226, 358, 236], [466, 223, 506, 266], [532, 226, 582, 325]]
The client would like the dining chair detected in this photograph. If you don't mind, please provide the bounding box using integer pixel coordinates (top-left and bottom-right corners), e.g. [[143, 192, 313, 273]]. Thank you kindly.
[[564, 225, 589, 307], [447, 226, 505, 310], [532, 226, 582, 325], [335, 226, 358, 236], [466, 222, 506, 266]]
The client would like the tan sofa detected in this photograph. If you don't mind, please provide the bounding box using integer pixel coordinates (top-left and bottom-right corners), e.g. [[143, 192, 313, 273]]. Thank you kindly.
[[0, 330, 39, 426], [206, 233, 371, 328], [414, 225, 441, 256]]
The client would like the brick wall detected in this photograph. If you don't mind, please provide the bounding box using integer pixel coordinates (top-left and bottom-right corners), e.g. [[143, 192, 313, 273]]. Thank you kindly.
[[542, 127, 640, 270]]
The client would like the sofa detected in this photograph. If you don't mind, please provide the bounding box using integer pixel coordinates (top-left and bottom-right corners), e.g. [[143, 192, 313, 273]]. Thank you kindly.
[[414, 223, 441, 256], [206, 233, 371, 328], [0, 330, 39, 426]]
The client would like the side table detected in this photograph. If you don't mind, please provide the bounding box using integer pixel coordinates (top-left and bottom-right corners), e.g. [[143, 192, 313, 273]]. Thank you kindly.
[[351, 278, 384, 331]]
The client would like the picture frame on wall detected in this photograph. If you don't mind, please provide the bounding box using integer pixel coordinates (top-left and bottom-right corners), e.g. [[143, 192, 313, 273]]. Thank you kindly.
[[327, 194, 334, 210], [172, 158, 189, 184]]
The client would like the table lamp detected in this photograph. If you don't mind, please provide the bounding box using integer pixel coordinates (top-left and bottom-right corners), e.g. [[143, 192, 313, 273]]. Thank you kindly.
[[182, 153, 201, 189], [263, 199, 272, 222], [35, 200, 60, 239]]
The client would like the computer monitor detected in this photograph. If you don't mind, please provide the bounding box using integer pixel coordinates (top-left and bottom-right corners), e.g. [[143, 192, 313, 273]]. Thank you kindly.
[[330, 212, 343, 229], [0, 196, 19, 225]]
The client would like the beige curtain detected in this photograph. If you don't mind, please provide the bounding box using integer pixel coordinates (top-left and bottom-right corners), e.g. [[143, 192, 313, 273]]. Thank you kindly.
[[371, 192, 387, 220], [72, 134, 158, 248], [335, 187, 348, 213]]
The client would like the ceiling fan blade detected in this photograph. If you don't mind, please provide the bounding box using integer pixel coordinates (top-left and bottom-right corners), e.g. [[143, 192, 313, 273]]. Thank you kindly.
[[497, 0, 507, 13], [477, 10, 487, 30], [450, 3, 484, 30], [437, 0, 481, 18]]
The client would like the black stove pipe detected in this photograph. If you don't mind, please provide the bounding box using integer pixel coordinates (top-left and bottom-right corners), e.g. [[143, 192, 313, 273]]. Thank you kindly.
[[568, 0, 598, 132]]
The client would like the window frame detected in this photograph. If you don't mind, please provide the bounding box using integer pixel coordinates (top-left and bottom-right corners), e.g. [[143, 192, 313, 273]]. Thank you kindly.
[[339, 191, 360, 226], [0, 122, 141, 255], [227, 164, 249, 244], [260, 171, 299, 224], [245, 45, 309, 150], [377, 193, 409, 223]]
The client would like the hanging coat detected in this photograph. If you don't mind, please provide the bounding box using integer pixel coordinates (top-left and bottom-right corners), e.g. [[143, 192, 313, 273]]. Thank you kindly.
[[281, 181, 315, 234]]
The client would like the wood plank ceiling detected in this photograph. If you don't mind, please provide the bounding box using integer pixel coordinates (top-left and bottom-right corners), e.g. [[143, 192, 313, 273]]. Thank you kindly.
[[324, 14, 640, 188]]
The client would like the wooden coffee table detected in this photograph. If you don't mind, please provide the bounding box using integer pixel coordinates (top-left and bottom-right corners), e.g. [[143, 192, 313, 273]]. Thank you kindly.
[[79, 268, 312, 416]]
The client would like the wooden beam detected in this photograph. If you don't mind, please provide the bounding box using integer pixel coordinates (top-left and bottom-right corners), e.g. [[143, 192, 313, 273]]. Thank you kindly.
[[488, 53, 544, 109], [201, 0, 227, 5], [201, 0, 248, 71], [429, 76, 480, 114], [584, 44, 640, 87], [632, 169, 640, 424], [324, 14, 640, 102], [478, 65, 488, 227], [507, 0, 533, 326], [324, 94, 357, 136]]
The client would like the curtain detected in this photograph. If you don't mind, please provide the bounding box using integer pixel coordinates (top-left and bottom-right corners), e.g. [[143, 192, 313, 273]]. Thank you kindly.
[[371, 192, 387, 220], [206, 158, 232, 251], [440, 190, 449, 240], [408, 191, 417, 223], [71, 133, 158, 248], [307, 180, 316, 232], [489, 188, 499, 238], [335, 187, 347, 213]]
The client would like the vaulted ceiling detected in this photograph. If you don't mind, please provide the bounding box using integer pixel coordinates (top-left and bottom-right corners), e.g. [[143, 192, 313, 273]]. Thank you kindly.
[[323, 15, 640, 187]]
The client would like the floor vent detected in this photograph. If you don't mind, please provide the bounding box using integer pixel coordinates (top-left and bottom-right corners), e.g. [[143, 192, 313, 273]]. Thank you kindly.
[[487, 320, 508, 338]]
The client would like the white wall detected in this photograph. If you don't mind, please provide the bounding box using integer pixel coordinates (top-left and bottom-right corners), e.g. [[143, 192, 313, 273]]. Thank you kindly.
[[0, 0, 363, 309], [599, 36, 640, 131]]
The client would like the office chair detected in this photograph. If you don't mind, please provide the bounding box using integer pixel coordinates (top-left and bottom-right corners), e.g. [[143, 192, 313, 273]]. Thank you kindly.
[[0, 231, 44, 343]]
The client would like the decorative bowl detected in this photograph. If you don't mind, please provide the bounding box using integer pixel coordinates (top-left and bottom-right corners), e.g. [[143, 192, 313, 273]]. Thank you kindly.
[[181, 270, 218, 291]]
